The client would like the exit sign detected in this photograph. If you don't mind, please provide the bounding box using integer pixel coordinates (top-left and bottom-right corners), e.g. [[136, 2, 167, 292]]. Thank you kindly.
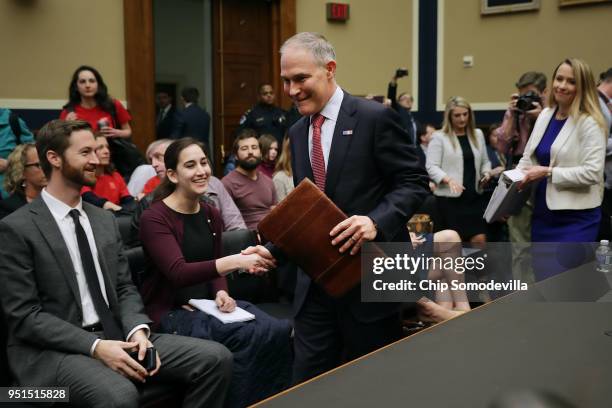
[[326, 3, 350, 22]]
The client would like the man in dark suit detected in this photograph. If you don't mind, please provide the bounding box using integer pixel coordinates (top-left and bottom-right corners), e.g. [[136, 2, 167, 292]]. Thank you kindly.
[[248, 32, 429, 383], [155, 90, 179, 139], [0, 119, 232, 407], [176, 86, 211, 146]]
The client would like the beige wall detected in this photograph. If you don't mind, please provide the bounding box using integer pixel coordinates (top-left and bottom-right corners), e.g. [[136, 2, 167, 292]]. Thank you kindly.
[[441, 0, 612, 110], [296, 0, 417, 103], [0, 0, 125, 108]]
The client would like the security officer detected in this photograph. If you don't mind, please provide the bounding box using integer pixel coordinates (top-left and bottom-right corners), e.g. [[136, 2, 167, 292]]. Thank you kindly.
[[239, 84, 288, 144]]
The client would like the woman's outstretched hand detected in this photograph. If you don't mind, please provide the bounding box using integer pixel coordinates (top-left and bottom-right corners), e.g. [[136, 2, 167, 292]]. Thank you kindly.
[[240, 245, 277, 275]]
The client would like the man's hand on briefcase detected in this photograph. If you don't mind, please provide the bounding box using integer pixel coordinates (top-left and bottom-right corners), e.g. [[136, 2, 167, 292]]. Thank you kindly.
[[330, 215, 378, 256]]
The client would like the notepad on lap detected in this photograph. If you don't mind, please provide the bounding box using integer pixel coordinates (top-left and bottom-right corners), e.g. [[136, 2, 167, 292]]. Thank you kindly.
[[188, 299, 255, 324]]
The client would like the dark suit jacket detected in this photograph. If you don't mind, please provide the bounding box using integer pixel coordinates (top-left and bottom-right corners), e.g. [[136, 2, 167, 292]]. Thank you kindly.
[[0, 193, 27, 219], [177, 104, 211, 144], [0, 198, 151, 386], [156, 105, 179, 139], [286, 92, 429, 322]]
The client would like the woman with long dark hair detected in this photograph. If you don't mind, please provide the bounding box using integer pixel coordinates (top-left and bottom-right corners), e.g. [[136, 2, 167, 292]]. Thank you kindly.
[[60, 65, 132, 138], [139, 138, 292, 407]]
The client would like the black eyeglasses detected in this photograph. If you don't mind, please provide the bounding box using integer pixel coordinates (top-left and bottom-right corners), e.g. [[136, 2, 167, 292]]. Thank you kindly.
[[25, 162, 41, 169]]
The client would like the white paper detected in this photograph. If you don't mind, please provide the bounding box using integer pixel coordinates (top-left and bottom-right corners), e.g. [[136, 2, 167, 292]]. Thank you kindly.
[[188, 299, 255, 324], [502, 168, 525, 183]]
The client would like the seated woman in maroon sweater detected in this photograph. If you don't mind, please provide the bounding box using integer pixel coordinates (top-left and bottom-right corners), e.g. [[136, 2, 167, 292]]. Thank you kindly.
[[139, 138, 292, 407]]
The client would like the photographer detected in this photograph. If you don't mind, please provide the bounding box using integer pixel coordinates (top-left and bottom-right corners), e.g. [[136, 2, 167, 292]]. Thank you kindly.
[[388, 68, 419, 145], [494, 71, 547, 245], [495, 71, 547, 168]]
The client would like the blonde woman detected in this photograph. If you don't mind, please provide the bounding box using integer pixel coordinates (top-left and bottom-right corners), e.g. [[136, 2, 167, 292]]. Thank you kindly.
[[426, 96, 491, 245], [272, 137, 294, 202], [0, 143, 47, 218], [517, 58, 606, 244]]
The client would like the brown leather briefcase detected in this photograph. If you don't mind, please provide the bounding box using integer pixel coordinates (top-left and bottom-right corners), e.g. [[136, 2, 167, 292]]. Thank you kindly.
[[258, 178, 361, 297]]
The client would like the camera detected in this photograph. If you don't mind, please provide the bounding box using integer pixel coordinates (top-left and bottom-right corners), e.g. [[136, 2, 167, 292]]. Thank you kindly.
[[515, 90, 541, 112], [395, 68, 409, 78]]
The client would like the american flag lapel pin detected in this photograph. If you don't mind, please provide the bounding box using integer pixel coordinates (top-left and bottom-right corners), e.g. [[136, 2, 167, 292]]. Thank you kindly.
[[342, 130, 353, 136]]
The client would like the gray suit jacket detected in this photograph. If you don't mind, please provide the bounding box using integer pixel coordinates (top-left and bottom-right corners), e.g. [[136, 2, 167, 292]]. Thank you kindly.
[[0, 198, 151, 386]]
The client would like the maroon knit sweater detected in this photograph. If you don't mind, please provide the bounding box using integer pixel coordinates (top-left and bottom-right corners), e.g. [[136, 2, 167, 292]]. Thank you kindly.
[[139, 200, 228, 325]]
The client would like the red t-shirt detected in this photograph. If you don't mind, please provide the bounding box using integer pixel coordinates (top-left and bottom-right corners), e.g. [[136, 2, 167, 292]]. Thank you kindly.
[[142, 176, 161, 195], [81, 171, 131, 205], [60, 99, 131, 131]]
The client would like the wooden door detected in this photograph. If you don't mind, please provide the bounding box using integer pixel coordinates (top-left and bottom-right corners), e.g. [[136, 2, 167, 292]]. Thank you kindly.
[[212, 0, 295, 175]]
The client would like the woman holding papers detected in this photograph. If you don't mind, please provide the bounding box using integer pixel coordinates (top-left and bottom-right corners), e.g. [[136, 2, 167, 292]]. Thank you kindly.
[[426, 96, 492, 244], [139, 138, 292, 407], [517, 58, 607, 244]]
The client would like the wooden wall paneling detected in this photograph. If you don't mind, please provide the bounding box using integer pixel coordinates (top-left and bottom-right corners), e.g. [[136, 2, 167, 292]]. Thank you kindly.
[[123, 0, 156, 153], [212, 0, 224, 174], [212, 0, 296, 175], [277, 0, 296, 109]]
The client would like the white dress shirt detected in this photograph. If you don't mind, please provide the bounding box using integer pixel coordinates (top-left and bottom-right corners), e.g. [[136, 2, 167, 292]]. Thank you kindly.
[[308, 86, 344, 170], [41, 189, 148, 353], [42, 189, 109, 327]]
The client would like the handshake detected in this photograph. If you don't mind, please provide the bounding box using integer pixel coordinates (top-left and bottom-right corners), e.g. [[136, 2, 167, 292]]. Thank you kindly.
[[233, 245, 277, 276]]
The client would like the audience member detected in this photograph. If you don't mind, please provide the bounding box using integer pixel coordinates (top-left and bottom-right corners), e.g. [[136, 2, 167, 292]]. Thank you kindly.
[[596, 68, 612, 240], [141, 139, 173, 196], [128, 137, 246, 247], [494, 71, 547, 246], [222, 129, 277, 230], [415, 123, 436, 168], [127, 164, 155, 197], [0, 143, 47, 218], [387, 68, 419, 145], [175, 86, 211, 146], [81, 135, 135, 212], [155, 90, 179, 139], [0, 108, 34, 198], [408, 225, 471, 323], [273, 137, 294, 202], [484, 123, 508, 242], [0, 119, 232, 408], [426, 96, 492, 245], [239, 84, 288, 144], [59, 65, 143, 177], [257, 133, 279, 178], [139, 138, 291, 407], [245, 32, 428, 385], [517, 58, 606, 244], [60, 65, 132, 139], [486, 123, 507, 177]]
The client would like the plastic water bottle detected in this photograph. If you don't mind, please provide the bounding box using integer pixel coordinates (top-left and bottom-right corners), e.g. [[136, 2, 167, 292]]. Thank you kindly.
[[596, 240, 612, 273]]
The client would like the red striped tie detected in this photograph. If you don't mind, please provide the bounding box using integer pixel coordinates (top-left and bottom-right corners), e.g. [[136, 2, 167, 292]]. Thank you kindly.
[[311, 113, 327, 191]]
